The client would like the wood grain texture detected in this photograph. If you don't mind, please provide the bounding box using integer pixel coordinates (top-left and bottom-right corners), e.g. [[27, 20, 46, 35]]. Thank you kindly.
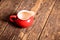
[[0, 0, 22, 40], [0, 24, 15, 40], [39, 0, 60, 40], [0, 21, 8, 35], [31, 0, 43, 14], [0, 0, 10, 36], [0, 0, 37, 40], [22, 0, 56, 40], [9, 0, 56, 40], [9, 0, 37, 40], [0, 0, 58, 40], [10, 0, 44, 40]]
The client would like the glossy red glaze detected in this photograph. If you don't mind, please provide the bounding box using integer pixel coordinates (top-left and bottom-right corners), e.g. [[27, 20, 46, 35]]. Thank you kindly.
[[9, 15, 34, 28], [15, 16, 34, 28]]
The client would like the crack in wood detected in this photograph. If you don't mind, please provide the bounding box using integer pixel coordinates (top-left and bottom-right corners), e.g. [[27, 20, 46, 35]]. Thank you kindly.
[[38, 0, 57, 40], [21, 0, 57, 40], [0, 0, 23, 40]]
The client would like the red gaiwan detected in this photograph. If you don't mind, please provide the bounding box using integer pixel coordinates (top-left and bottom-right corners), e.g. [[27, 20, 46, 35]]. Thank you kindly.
[[9, 10, 35, 28]]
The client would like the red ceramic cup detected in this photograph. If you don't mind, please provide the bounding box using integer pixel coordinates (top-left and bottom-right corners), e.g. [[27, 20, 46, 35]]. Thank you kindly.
[[9, 10, 35, 28]]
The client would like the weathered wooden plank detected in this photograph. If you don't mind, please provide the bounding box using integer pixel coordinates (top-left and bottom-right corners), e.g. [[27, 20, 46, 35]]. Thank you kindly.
[[0, 0, 22, 40], [12, 0, 46, 40], [9, 0, 57, 40], [39, 0, 60, 40], [0, 0, 37, 40], [0, 21, 8, 35], [21, 0, 56, 40], [0, 24, 15, 40], [0, 0, 11, 36], [0, 0, 22, 33], [8, 0, 37, 40], [0, 0, 56, 40], [0, 1, 9, 32]]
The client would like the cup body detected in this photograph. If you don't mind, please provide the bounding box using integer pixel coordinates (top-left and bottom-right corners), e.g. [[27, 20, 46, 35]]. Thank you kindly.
[[15, 16, 34, 28], [9, 10, 34, 28]]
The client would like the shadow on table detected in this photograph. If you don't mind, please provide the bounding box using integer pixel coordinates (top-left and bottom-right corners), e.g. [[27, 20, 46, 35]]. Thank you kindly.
[[0, 12, 23, 28]]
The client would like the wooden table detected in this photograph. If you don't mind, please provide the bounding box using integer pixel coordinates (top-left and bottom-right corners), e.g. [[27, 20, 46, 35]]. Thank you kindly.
[[0, 0, 60, 40]]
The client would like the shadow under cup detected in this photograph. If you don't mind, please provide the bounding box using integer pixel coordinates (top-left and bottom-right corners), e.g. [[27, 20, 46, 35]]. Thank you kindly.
[[9, 10, 35, 28]]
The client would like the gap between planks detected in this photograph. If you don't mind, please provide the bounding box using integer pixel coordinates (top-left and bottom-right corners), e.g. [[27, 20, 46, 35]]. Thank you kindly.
[[39, 0, 60, 40], [21, 0, 57, 40], [0, 0, 23, 38], [38, 0, 57, 40]]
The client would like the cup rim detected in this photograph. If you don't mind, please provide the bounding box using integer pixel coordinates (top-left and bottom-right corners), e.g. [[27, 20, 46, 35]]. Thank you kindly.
[[17, 10, 35, 20]]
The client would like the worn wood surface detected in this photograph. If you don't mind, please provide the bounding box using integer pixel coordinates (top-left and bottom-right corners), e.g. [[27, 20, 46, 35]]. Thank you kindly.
[[0, 0, 60, 40], [22, 0, 56, 40], [39, 0, 60, 40]]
